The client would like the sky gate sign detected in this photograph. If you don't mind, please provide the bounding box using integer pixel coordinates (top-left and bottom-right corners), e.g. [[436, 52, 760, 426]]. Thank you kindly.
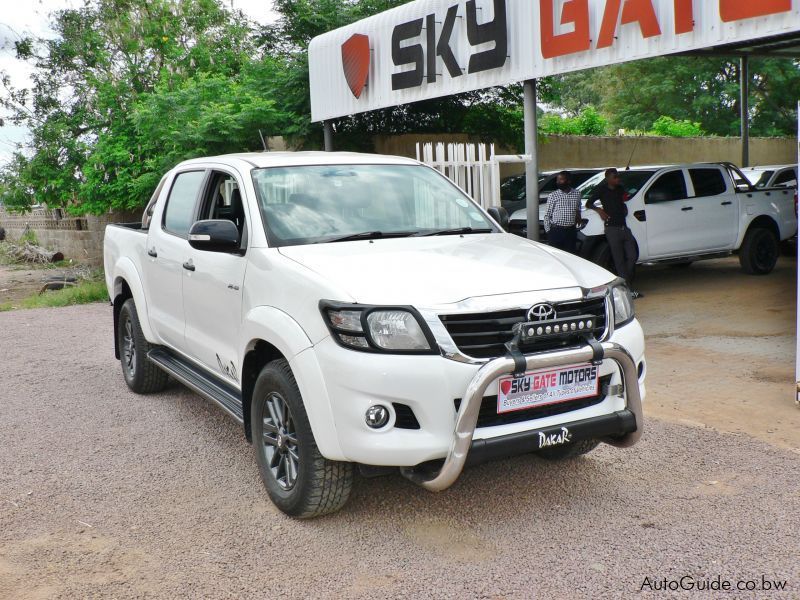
[[309, 0, 799, 121]]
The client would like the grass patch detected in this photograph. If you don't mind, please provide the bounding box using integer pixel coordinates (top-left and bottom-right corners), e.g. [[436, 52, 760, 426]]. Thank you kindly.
[[0, 279, 109, 311]]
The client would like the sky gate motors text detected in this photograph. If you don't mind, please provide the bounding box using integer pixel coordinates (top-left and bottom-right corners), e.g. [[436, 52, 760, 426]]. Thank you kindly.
[[389, 0, 793, 88]]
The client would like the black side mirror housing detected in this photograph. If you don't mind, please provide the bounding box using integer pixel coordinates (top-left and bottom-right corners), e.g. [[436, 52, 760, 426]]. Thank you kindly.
[[487, 206, 509, 231], [188, 219, 241, 253]]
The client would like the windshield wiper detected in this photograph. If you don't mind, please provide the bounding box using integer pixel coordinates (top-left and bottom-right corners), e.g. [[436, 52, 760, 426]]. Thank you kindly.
[[412, 227, 493, 237], [322, 231, 415, 243]]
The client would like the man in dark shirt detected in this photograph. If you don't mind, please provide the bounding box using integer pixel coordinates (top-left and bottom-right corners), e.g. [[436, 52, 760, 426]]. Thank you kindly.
[[587, 168, 643, 298]]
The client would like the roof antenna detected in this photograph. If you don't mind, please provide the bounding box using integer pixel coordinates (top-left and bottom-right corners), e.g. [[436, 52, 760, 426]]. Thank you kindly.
[[625, 135, 640, 171], [258, 129, 269, 152]]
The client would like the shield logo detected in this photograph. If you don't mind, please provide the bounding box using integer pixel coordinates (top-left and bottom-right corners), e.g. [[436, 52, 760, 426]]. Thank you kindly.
[[341, 34, 370, 99]]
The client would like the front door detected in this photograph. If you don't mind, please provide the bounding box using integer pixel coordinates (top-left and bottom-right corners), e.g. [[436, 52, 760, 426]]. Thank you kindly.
[[144, 170, 206, 349], [686, 167, 738, 252], [642, 169, 694, 258], [182, 170, 249, 385]]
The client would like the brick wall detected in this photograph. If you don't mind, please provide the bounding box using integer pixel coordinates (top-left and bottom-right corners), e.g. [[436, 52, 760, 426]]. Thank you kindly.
[[0, 207, 140, 265]]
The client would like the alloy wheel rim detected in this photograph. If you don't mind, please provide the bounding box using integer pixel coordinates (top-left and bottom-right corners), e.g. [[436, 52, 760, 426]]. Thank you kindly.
[[262, 392, 299, 490], [122, 317, 136, 377]]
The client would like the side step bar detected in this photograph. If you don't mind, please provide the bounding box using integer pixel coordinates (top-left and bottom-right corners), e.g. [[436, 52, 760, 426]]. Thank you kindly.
[[148, 348, 244, 424]]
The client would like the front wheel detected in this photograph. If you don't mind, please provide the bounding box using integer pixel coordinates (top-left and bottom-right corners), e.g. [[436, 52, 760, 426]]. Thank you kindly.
[[252, 359, 353, 518], [117, 298, 168, 394], [739, 227, 779, 275]]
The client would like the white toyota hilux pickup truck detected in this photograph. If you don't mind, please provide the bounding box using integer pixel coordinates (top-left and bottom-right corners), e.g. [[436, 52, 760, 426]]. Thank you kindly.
[[509, 162, 797, 275], [104, 152, 646, 518]]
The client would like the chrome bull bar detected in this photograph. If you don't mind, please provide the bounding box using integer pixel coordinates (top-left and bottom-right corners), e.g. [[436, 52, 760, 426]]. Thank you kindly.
[[400, 342, 643, 492]]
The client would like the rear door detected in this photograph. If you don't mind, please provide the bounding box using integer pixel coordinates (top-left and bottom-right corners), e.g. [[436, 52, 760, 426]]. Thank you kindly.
[[642, 169, 693, 258], [182, 169, 249, 384], [687, 167, 738, 251], [144, 170, 206, 350]]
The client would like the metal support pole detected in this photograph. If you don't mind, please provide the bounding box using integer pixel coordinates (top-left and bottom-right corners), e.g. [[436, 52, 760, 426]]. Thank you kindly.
[[323, 121, 334, 152], [740, 57, 750, 167], [523, 79, 540, 241]]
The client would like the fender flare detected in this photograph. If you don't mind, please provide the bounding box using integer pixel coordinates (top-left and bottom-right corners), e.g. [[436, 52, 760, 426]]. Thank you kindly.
[[240, 306, 314, 362], [112, 257, 156, 343], [239, 307, 344, 460], [735, 214, 780, 249]]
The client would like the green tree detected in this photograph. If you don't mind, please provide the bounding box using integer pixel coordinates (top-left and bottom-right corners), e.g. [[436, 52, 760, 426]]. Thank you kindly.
[[539, 107, 608, 136], [650, 116, 704, 137], [0, 0, 292, 213], [545, 56, 800, 137]]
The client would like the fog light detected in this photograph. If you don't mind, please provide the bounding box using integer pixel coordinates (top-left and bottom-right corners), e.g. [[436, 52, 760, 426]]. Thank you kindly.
[[365, 405, 390, 429]]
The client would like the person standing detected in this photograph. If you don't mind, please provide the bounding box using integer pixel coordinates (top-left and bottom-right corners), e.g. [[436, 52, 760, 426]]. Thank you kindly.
[[586, 168, 644, 298], [543, 171, 581, 254]]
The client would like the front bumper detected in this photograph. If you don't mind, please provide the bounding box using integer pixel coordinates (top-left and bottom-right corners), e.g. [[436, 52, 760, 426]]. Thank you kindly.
[[400, 341, 643, 491], [301, 319, 645, 473]]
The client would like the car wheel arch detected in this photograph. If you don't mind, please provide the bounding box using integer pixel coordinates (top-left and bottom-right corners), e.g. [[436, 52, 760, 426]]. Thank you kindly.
[[742, 215, 780, 242], [241, 339, 286, 442], [112, 277, 134, 359]]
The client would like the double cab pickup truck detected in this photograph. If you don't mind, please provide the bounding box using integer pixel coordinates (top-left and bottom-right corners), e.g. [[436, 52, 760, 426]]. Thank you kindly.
[[104, 152, 646, 518], [509, 162, 797, 275]]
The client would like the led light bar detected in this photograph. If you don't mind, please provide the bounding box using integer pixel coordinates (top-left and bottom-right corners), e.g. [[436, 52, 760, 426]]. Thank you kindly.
[[519, 315, 597, 344]]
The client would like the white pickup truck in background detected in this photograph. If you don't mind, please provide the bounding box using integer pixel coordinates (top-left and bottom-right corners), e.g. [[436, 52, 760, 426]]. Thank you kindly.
[[104, 151, 646, 518], [509, 162, 797, 275]]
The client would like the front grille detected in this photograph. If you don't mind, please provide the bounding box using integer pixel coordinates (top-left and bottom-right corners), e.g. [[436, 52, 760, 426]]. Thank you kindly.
[[454, 375, 612, 428], [440, 297, 607, 359]]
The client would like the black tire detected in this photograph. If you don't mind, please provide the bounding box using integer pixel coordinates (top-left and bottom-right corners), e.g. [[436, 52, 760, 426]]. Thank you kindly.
[[739, 227, 779, 275], [252, 359, 353, 518], [537, 439, 600, 461], [117, 298, 169, 394]]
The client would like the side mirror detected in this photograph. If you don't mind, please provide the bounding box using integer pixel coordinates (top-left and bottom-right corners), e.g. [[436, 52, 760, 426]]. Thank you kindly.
[[487, 206, 509, 231], [188, 219, 241, 252]]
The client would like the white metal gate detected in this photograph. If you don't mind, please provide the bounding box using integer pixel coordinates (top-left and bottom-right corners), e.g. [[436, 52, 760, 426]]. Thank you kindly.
[[416, 142, 531, 210]]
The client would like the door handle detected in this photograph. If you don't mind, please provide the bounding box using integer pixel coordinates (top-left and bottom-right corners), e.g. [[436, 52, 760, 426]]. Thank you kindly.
[[721, 201, 733, 206], [681, 207, 694, 211], [147, 247, 158, 258], [182, 260, 195, 272]]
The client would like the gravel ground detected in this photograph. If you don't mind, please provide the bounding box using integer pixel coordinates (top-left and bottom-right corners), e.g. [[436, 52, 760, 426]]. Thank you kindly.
[[1, 303, 799, 599]]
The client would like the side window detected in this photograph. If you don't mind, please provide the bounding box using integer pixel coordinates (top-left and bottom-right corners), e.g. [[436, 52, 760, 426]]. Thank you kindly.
[[774, 169, 797, 187], [163, 171, 206, 237], [689, 169, 727, 198], [645, 170, 688, 204], [198, 171, 248, 249]]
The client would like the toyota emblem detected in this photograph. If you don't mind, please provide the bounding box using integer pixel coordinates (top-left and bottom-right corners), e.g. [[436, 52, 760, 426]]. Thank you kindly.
[[528, 303, 556, 322]]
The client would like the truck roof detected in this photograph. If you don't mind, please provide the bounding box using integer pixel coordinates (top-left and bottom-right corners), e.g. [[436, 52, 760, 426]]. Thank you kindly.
[[177, 151, 420, 170]]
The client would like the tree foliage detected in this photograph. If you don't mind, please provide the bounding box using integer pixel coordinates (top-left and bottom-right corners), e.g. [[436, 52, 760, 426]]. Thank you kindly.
[[0, 0, 297, 213], [549, 57, 800, 138], [540, 107, 609, 136]]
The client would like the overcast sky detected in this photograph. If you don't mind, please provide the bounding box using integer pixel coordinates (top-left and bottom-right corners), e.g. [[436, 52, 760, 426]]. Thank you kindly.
[[0, 0, 278, 165]]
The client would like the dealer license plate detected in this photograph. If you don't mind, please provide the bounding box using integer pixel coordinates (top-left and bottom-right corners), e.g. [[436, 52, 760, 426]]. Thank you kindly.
[[497, 363, 600, 414]]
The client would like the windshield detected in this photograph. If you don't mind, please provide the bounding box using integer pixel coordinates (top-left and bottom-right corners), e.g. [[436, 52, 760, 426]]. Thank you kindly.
[[252, 164, 495, 246], [746, 170, 774, 188], [579, 171, 657, 201]]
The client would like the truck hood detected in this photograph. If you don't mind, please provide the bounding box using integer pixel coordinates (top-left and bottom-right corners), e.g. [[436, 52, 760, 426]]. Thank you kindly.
[[278, 233, 613, 306]]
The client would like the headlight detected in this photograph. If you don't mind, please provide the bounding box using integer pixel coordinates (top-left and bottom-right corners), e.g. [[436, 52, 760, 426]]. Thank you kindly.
[[321, 302, 436, 354], [610, 282, 635, 327], [366, 310, 430, 351]]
